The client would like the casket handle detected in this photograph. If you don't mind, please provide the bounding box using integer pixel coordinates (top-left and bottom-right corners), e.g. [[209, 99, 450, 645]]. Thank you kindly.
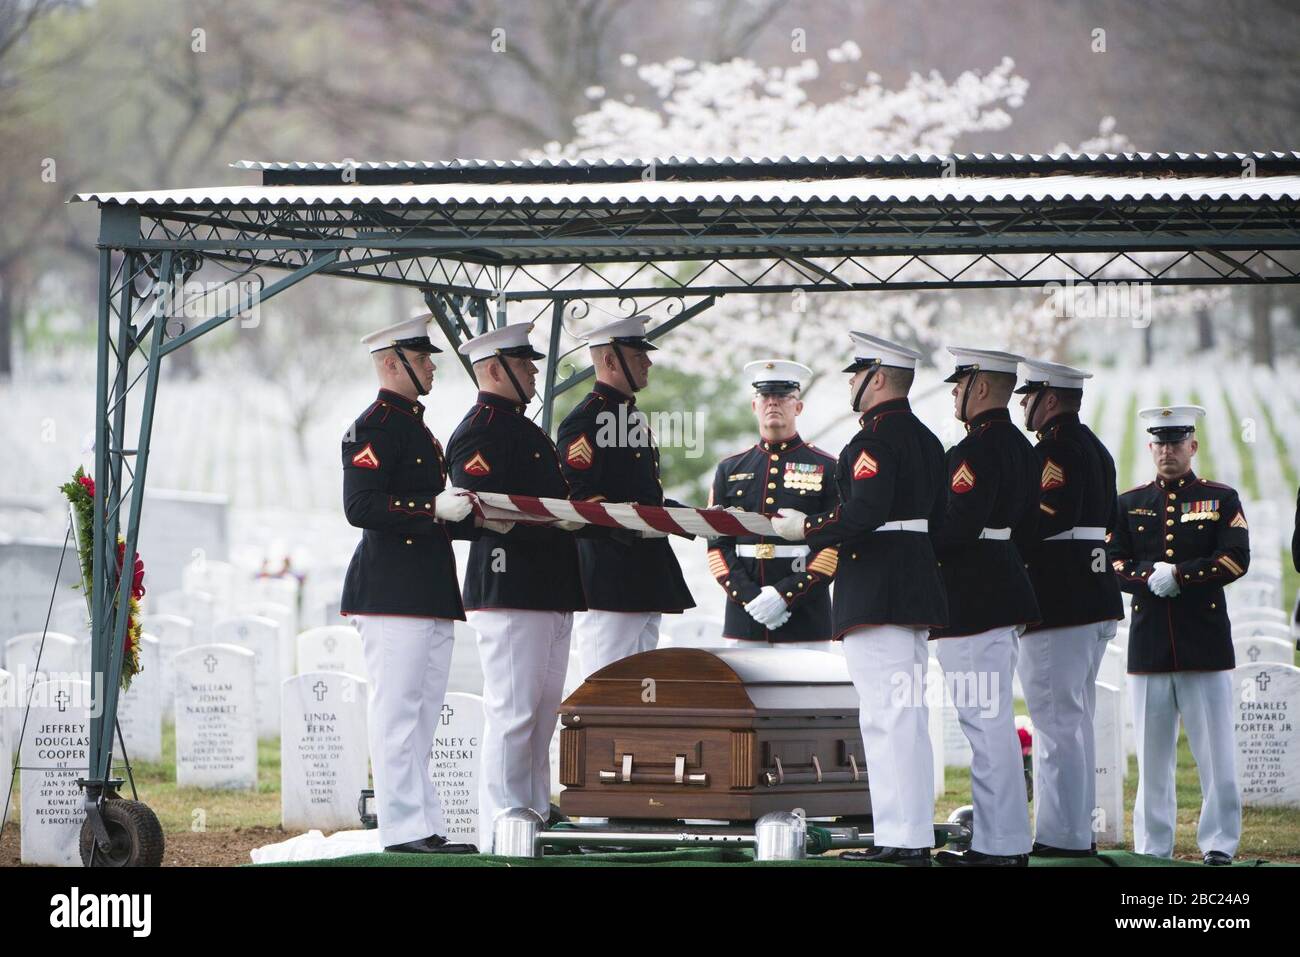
[[597, 752, 709, 786]]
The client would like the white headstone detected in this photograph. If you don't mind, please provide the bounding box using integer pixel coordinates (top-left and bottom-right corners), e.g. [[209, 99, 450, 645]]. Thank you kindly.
[[1232, 607, 1289, 627], [154, 590, 214, 643], [296, 626, 366, 679], [248, 575, 300, 612], [0, 539, 83, 638], [428, 692, 485, 844], [926, 657, 946, 793], [50, 600, 91, 641], [4, 631, 80, 677], [213, 615, 282, 738], [1232, 662, 1300, 808], [182, 558, 240, 610], [1093, 681, 1125, 845], [174, 644, 258, 790], [19, 677, 91, 866], [0, 668, 11, 824], [280, 672, 370, 832], [1233, 636, 1294, 668], [1099, 644, 1135, 761], [136, 489, 230, 595], [139, 613, 193, 717], [240, 600, 297, 679], [1232, 620, 1294, 644], [116, 634, 162, 763], [1229, 581, 1280, 610]]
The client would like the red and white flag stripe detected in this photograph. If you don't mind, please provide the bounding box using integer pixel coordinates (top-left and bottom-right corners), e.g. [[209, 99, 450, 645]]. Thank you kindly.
[[469, 491, 777, 537]]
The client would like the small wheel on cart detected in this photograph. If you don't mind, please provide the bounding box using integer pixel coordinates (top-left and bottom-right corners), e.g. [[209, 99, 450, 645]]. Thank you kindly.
[[79, 798, 165, 867]]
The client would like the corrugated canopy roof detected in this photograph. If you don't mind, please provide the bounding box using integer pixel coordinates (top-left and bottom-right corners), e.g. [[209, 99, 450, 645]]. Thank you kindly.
[[71, 173, 1300, 208]]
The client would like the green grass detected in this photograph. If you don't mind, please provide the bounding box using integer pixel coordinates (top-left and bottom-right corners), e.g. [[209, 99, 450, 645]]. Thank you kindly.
[[1188, 389, 1219, 480], [1118, 391, 1139, 489], [1218, 382, 1259, 499]]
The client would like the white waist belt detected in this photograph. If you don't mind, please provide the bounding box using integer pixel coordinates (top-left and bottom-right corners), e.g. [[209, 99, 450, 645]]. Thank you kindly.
[[1045, 526, 1106, 541], [736, 543, 810, 559], [876, 519, 929, 533], [979, 527, 1011, 540]]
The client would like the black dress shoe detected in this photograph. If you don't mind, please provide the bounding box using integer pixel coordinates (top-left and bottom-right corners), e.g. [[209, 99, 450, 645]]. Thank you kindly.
[[840, 846, 931, 866], [935, 848, 1029, 867], [1203, 850, 1233, 866], [1030, 841, 1097, 858], [384, 834, 479, 855]]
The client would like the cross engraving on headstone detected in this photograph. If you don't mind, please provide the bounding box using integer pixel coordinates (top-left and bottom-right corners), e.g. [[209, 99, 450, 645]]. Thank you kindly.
[[204, 654, 218, 673], [1249, 645, 1261, 662], [440, 703, 454, 725], [324, 636, 337, 654], [55, 689, 69, 712], [312, 680, 328, 702], [1255, 671, 1272, 692]]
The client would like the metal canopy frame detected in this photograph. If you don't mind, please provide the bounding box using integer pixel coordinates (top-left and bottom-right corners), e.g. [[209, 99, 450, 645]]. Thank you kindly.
[[73, 152, 1300, 853]]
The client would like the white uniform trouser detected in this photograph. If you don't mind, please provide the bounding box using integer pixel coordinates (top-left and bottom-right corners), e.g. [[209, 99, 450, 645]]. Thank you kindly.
[[1017, 621, 1112, 849], [842, 624, 936, 849], [469, 609, 573, 849], [1130, 670, 1241, 858], [723, 637, 843, 654], [935, 626, 1032, 855], [356, 615, 454, 848], [576, 610, 660, 679]]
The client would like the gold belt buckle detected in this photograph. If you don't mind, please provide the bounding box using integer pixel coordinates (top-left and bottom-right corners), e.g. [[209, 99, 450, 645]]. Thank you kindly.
[[755, 543, 776, 560]]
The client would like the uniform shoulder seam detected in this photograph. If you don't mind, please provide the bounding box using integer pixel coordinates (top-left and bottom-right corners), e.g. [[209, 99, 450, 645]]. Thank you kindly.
[[1121, 481, 1154, 494]]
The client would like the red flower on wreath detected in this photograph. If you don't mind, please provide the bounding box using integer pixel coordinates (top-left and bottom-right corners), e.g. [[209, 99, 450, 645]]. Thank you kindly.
[[116, 540, 146, 600], [1017, 726, 1032, 757], [78, 474, 95, 498]]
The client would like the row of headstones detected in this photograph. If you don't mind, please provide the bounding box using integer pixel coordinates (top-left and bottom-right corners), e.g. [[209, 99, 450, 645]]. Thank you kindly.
[[2, 619, 369, 747]]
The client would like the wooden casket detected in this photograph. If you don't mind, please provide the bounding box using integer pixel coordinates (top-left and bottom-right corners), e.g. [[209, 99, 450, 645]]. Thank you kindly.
[[557, 648, 871, 821]]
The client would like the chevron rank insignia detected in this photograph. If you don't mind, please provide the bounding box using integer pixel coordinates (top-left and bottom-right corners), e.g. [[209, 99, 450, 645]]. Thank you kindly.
[[950, 460, 976, 494], [1230, 510, 1248, 529], [351, 443, 380, 470], [566, 434, 594, 471], [852, 449, 879, 480], [1040, 458, 1066, 490], [463, 451, 491, 476]]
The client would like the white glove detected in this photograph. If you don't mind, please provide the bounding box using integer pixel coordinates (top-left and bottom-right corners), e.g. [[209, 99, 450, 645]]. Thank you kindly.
[[638, 528, 669, 539], [745, 586, 789, 627], [434, 487, 473, 522], [770, 509, 807, 541], [767, 609, 792, 630], [481, 518, 515, 534], [553, 519, 584, 532], [1148, 562, 1180, 598]]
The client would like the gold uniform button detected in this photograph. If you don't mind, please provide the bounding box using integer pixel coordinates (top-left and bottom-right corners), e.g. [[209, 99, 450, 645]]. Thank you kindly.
[[1197, 524, 1204, 530], [1165, 549, 1174, 557], [1168, 493, 1176, 501], [1166, 519, 1174, 526], [850, 553, 858, 560], [767, 482, 776, 489], [408, 501, 415, 507], [424, 502, 431, 508], [765, 497, 775, 504], [534, 452, 540, 458], [770, 454, 779, 461], [405, 538, 413, 545], [1165, 534, 1173, 541], [1166, 506, 1174, 513], [770, 467, 778, 474], [416, 457, 423, 464], [635, 452, 642, 459], [785, 592, 793, 598], [1133, 602, 1140, 611], [1138, 525, 1145, 531], [1210, 602, 1217, 609], [731, 590, 738, 597]]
